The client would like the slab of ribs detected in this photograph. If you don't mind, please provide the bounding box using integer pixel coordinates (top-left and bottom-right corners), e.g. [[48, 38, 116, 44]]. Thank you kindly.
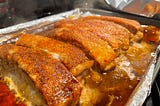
[[0, 15, 159, 106]]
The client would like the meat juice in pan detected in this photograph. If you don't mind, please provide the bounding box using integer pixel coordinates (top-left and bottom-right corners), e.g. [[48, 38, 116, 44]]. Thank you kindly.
[[0, 15, 159, 106]]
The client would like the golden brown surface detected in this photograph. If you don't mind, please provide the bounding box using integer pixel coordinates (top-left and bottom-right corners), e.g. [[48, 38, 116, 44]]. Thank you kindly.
[[78, 16, 141, 33], [78, 41, 155, 106], [0, 44, 82, 106], [53, 18, 116, 70], [0, 15, 159, 106], [16, 34, 94, 76], [52, 16, 141, 69], [54, 18, 131, 50]]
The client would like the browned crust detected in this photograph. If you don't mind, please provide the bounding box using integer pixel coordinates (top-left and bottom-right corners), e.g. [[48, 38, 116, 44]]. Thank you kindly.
[[16, 34, 94, 76], [53, 19, 116, 69], [78, 15, 141, 33], [52, 16, 141, 69], [0, 44, 82, 106], [60, 19, 130, 50]]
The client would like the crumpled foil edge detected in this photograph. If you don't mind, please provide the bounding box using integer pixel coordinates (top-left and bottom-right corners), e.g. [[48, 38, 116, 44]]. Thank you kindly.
[[125, 45, 160, 106]]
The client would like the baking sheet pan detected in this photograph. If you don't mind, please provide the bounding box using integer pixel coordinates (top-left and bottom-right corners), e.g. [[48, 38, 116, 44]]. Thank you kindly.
[[0, 8, 159, 106]]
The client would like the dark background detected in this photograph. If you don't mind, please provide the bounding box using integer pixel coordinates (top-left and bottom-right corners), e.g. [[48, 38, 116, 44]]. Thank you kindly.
[[0, 0, 76, 28], [0, 0, 106, 28]]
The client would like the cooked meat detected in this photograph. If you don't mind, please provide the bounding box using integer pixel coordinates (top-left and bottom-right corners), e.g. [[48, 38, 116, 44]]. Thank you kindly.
[[54, 18, 131, 50], [0, 14, 158, 106], [78, 16, 141, 33], [16, 34, 94, 76], [0, 44, 81, 106], [54, 16, 139, 50], [52, 18, 116, 70], [83, 19, 130, 50]]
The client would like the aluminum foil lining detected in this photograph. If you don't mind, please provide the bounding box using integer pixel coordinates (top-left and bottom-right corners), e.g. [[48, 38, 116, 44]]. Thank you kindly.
[[0, 8, 160, 106], [105, 0, 160, 17], [126, 45, 160, 106]]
